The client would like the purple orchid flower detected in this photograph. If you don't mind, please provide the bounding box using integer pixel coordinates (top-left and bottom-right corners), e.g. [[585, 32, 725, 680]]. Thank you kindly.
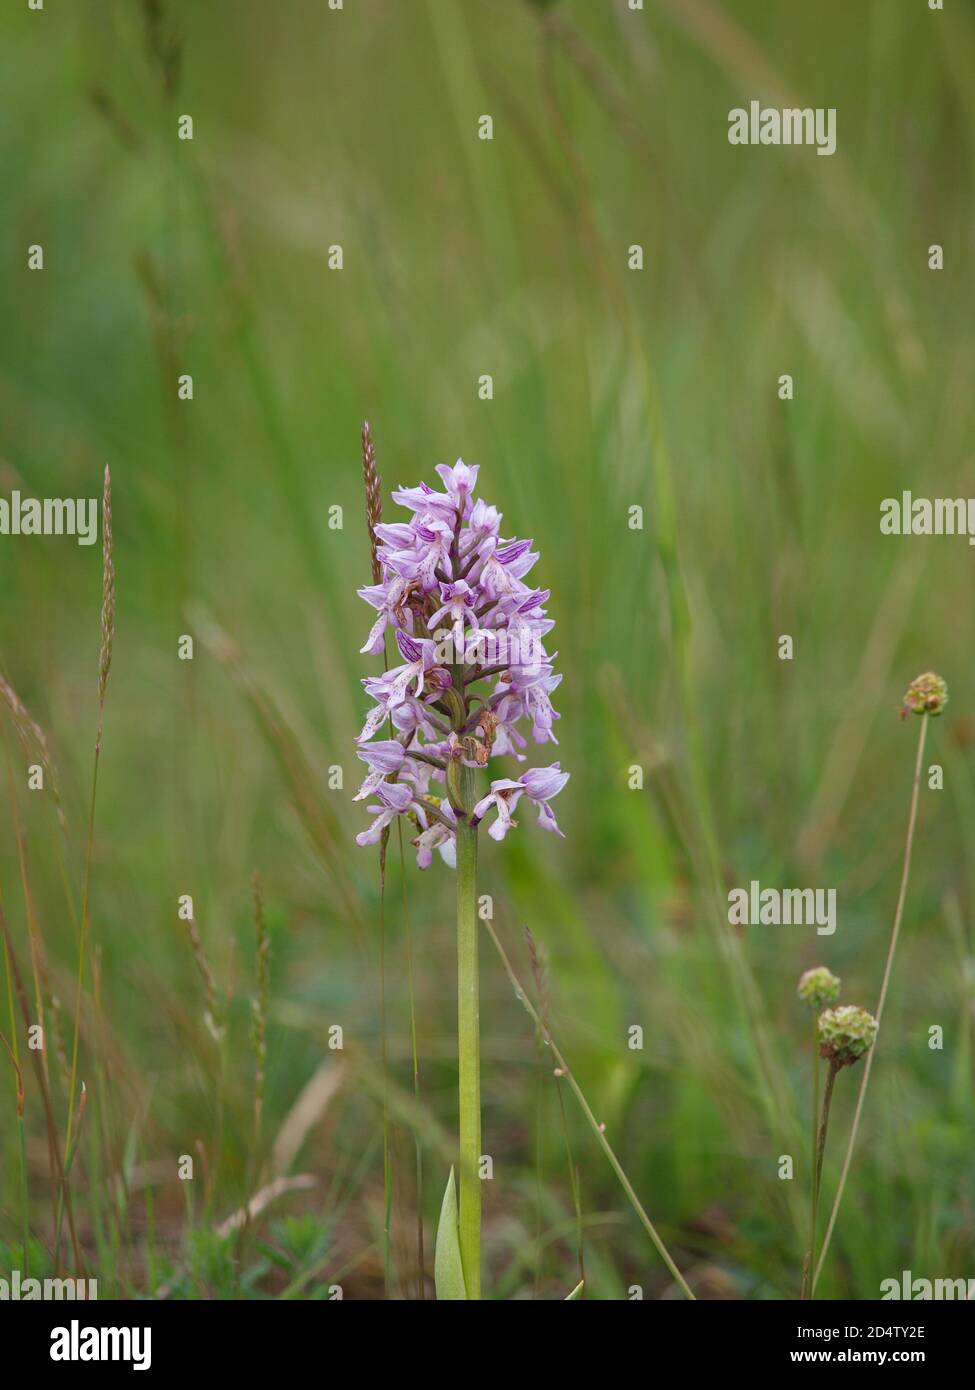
[[356, 452, 567, 866], [355, 780, 422, 847], [471, 762, 568, 841], [354, 739, 408, 801]]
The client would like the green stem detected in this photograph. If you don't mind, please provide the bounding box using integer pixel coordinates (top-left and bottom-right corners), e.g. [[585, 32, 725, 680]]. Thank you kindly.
[[806, 1060, 839, 1300], [59, 741, 102, 1269], [17, 1110, 29, 1273], [813, 713, 928, 1292], [810, 1021, 821, 1268], [802, 1037, 824, 1299], [379, 829, 392, 1298], [455, 766, 481, 1300], [1, 1024, 29, 1274], [801, 1016, 821, 1297], [397, 817, 425, 1299]]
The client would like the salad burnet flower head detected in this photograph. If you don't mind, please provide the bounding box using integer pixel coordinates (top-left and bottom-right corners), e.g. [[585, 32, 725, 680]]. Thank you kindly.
[[900, 670, 948, 720], [797, 966, 841, 1012], [817, 1005, 879, 1068]]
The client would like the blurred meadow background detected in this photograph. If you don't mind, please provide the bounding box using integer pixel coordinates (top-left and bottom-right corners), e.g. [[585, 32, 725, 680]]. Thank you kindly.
[[1, 0, 973, 1299]]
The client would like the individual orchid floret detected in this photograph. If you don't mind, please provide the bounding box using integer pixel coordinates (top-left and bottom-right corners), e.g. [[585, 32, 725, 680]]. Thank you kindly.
[[355, 781, 423, 847], [435, 460, 479, 512], [521, 667, 563, 743], [429, 580, 476, 646], [471, 762, 569, 841], [384, 517, 454, 592], [354, 740, 408, 801], [356, 633, 446, 742], [470, 778, 523, 842], [519, 763, 569, 834], [413, 800, 458, 869], [358, 574, 415, 654], [465, 498, 502, 546], [474, 540, 539, 603], [389, 482, 457, 523]]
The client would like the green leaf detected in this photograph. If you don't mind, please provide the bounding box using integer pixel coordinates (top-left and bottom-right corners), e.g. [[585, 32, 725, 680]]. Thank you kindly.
[[565, 1279, 585, 1300], [434, 1167, 468, 1300]]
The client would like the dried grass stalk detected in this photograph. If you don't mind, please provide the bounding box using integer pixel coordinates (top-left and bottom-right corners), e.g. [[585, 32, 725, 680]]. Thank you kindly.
[[361, 420, 383, 585]]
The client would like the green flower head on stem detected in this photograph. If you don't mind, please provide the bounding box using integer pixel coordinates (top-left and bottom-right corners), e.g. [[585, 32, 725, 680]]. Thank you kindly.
[[900, 671, 948, 720], [818, 1005, 878, 1068], [797, 966, 841, 1011]]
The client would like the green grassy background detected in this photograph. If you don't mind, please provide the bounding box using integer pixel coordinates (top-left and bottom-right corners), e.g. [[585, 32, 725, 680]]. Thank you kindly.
[[0, 0, 973, 1299]]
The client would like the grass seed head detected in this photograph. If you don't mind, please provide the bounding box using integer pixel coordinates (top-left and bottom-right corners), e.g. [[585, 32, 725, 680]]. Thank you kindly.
[[183, 912, 223, 1043], [361, 421, 383, 585]]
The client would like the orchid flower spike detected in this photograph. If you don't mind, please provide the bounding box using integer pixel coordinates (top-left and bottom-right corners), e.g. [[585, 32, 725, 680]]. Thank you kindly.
[[355, 455, 568, 867]]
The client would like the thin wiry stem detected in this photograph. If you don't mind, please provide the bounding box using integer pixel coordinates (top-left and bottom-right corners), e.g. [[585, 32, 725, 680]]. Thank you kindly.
[[455, 769, 481, 1299], [416, 798, 456, 832], [63, 757, 99, 1154], [361, 420, 395, 1296], [483, 918, 695, 1300], [65, 466, 115, 1178], [2, 917, 58, 1262], [813, 713, 929, 1291], [3, 737, 48, 1079], [251, 871, 270, 1145], [396, 816, 426, 1298], [526, 926, 585, 1290], [0, 895, 83, 1273], [0, 1028, 28, 1273], [804, 1059, 840, 1300], [409, 750, 448, 772], [801, 1014, 821, 1298], [379, 827, 393, 1297]]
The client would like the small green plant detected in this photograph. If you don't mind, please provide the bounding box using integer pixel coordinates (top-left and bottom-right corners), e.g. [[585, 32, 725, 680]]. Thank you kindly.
[[812, 674, 946, 1293], [803, 1006, 878, 1300], [797, 966, 840, 1298]]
